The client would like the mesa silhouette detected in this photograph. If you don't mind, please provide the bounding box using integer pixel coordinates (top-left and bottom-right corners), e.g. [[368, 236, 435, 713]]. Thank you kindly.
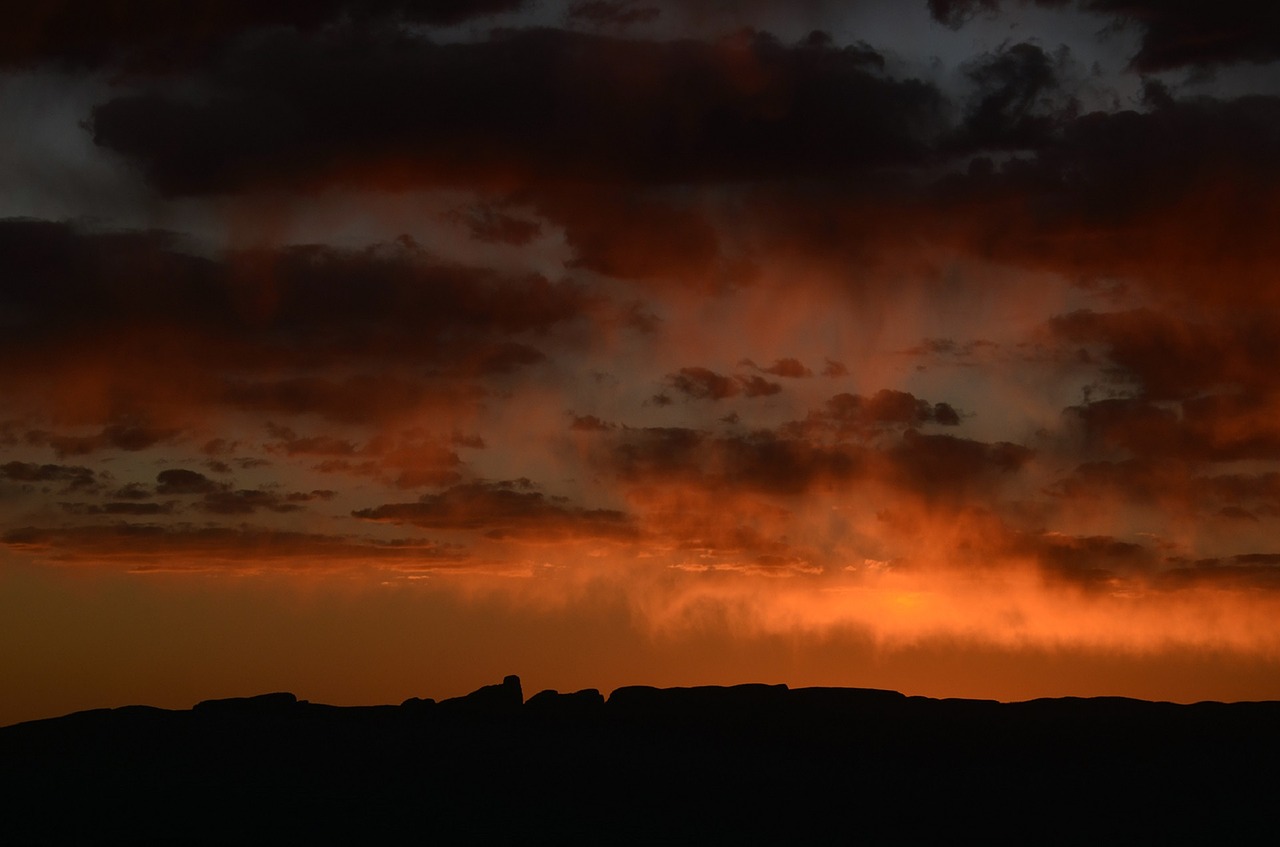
[[3, 677, 1276, 845]]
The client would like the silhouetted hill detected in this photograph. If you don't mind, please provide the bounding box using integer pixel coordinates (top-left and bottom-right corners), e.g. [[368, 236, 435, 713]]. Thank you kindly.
[[3, 679, 1277, 845]]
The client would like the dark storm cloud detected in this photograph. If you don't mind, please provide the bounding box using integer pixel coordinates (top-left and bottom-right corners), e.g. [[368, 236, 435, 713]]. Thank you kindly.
[[1063, 398, 1183, 458], [930, 1, 1280, 71], [1015, 531, 1158, 589], [600, 410, 1020, 498], [947, 92, 1280, 229], [884, 430, 1031, 499], [1203, 473, 1280, 511], [262, 425, 466, 489], [1063, 395, 1280, 462], [142, 468, 332, 514], [688, 81, 1280, 301], [927, 0, 1002, 28], [783, 390, 962, 440], [73, 13, 1280, 299], [199, 489, 305, 516], [743, 358, 813, 378], [223, 377, 483, 425], [456, 342, 547, 375], [1051, 310, 1280, 401], [1050, 459, 1189, 504], [353, 481, 637, 541], [25, 423, 179, 457], [0, 220, 591, 427], [666, 367, 783, 401], [0, 221, 591, 349], [568, 1, 662, 29], [1161, 554, 1280, 591], [110, 483, 154, 500], [262, 424, 359, 457], [0, 222, 217, 335], [0, 522, 466, 567], [606, 426, 865, 495], [544, 186, 725, 284], [0, 0, 528, 70], [1050, 310, 1280, 463], [89, 27, 943, 196], [228, 241, 588, 340], [448, 206, 543, 246], [60, 501, 174, 517], [1104, 0, 1280, 71], [956, 42, 1069, 150], [569, 414, 616, 432], [0, 461, 96, 490], [668, 368, 737, 400], [1052, 460, 1280, 521], [155, 468, 223, 495], [826, 389, 960, 429]]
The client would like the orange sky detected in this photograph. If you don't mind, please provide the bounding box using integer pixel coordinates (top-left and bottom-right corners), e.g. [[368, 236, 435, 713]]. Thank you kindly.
[[3, 0, 1280, 726]]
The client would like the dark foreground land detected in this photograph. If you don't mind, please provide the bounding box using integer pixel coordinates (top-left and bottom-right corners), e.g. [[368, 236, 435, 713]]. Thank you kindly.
[[3, 677, 1277, 845]]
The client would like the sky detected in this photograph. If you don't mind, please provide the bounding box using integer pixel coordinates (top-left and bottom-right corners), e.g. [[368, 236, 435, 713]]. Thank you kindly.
[[4, 0, 1280, 725]]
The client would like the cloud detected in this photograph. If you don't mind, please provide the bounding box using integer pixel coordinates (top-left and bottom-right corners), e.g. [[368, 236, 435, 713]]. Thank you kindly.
[[89, 27, 943, 196], [1162, 555, 1280, 591], [110, 483, 155, 500], [667, 367, 782, 400], [224, 377, 485, 426], [353, 481, 637, 541], [155, 468, 222, 495], [0, 221, 601, 433], [570, 414, 616, 432], [0, 221, 593, 357], [60, 501, 175, 517], [783, 390, 962, 441], [599, 410, 1021, 500], [1016, 531, 1159, 590], [63, 29, 1279, 307], [7, 0, 1280, 694], [1051, 309, 1280, 401], [0, 461, 97, 490], [543, 186, 726, 284], [927, 95, 1280, 299], [928, 1, 1280, 71], [568, 1, 662, 29], [1063, 394, 1280, 462], [0, 0, 529, 70], [887, 430, 1030, 493], [26, 423, 179, 457], [1089, 0, 1280, 71], [262, 424, 359, 457], [448, 205, 543, 246], [148, 468, 330, 514], [741, 357, 813, 378], [1050, 460, 1280, 527], [284, 427, 466, 489], [1, 523, 465, 570], [928, 0, 1001, 28], [199, 489, 304, 516], [956, 41, 1070, 150]]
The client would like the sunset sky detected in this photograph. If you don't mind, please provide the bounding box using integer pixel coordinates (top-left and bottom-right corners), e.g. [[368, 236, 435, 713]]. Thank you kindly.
[[4, 0, 1280, 725]]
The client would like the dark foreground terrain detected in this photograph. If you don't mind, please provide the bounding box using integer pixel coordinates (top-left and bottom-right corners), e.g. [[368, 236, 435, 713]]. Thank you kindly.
[[3, 677, 1277, 845]]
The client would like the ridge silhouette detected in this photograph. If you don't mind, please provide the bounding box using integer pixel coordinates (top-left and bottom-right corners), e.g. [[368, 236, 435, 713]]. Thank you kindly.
[[3, 677, 1277, 845]]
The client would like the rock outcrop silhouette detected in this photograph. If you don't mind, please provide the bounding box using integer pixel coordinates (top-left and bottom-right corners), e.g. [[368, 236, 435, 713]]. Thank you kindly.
[[2, 676, 1277, 845], [438, 673, 523, 714]]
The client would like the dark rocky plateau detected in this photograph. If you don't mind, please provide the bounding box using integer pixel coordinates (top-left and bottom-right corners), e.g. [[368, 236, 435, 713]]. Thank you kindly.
[[3, 676, 1277, 845]]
